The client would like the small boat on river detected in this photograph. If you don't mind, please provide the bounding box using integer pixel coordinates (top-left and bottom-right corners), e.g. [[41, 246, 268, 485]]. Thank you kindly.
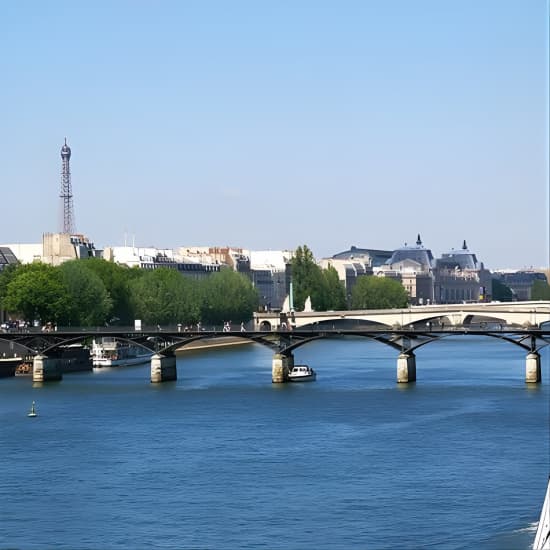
[[91, 338, 153, 368], [288, 365, 316, 382]]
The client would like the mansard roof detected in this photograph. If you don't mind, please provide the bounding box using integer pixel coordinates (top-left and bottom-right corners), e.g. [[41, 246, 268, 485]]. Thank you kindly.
[[331, 246, 393, 266], [437, 240, 480, 270], [385, 235, 434, 269], [0, 247, 18, 268]]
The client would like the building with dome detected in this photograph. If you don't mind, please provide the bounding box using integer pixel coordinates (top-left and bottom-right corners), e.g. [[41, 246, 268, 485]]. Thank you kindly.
[[434, 240, 492, 303], [323, 236, 492, 306], [374, 235, 435, 305]]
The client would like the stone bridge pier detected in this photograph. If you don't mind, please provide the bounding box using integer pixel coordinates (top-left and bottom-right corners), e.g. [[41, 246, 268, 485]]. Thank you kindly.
[[150, 353, 177, 383], [525, 352, 541, 383], [33, 354, 62, 382], [272, 353, 293, 383], [397, 352, 416, 383]]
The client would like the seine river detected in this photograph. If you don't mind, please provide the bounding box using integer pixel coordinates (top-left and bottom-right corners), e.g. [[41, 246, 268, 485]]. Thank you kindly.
[[1, 336, 548, 549]]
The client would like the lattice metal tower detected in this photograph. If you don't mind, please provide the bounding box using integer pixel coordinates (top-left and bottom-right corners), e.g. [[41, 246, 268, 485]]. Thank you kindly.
[[59, 138, 75, 234]]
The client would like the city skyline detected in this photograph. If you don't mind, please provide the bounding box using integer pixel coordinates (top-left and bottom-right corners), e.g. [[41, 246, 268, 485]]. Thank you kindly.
[[1, 1, 548, 269]]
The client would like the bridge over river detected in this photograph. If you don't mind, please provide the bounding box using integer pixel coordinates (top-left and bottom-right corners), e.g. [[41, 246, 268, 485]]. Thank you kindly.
[[253, 300, 550, 331], [1, 318, 549, 386]]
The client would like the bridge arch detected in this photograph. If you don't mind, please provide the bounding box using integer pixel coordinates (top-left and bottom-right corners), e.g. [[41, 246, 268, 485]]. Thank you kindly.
[[267, 330, 550, 359], [158, 333, 288, 355], [0, 336, 37, 356], [254, 301, 550, 330], [2, 327, 548, 386], [40, 335, 155, 356]]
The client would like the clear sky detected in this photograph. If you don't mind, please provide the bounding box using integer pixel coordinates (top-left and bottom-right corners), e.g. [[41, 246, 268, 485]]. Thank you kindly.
[[1, 0, 548, 269]]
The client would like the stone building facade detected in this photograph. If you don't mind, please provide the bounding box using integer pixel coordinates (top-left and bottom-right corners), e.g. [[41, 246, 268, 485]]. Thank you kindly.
[[324, 236, 492, 306]]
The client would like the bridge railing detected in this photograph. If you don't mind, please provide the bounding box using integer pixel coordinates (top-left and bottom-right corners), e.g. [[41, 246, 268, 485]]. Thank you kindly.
[[1, 322, 547, 336], [0, 323, 249, 335]]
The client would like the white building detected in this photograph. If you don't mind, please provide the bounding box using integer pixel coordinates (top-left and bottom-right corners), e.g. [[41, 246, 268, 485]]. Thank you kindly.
[[319, 257, 371, 302], [249, 250, 293, 311], [0, 243, 43, 264], [103, 245, 221, 279]]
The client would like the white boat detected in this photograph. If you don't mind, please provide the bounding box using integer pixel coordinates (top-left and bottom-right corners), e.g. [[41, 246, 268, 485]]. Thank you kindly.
[[534, 477, 550, 549], [91, 338, 153, 368], [288, 365, 316, 382]]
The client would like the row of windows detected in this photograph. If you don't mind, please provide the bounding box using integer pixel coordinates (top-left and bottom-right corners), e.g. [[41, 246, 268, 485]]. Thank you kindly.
[[139, 262, 220, 272], [439, 287, 476, 302]]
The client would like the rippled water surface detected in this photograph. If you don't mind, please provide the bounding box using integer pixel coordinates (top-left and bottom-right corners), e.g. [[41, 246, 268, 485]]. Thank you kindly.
[[1, 337, 548, 549]]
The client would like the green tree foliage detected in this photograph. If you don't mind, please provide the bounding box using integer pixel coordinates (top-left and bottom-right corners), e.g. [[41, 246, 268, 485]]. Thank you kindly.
[[2, 263, 71, 324], [531, 279, 550, 300], [129, 268, 201, 325], [290, 245, 326, 311], [321, 265, 347, 310], [59, 261, 113, 326], [199, 268, 258, 325], [491, 278, 514, 302], [350, 275, 409, 309], [290, 246, 349, 311], [1, 259, 263, 328], [80, 258, 138, 324], [0, 262, 19, 305]]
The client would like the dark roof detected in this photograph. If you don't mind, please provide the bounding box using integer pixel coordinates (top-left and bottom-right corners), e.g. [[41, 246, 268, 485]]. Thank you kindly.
[[386, 247, 434, 268], [0, 247, 18, 267], [332, 246, 393, 266], [437, 251, 479, 270], [436, 240, 479, 270], [385, 234, 434, 269], [497, 271, 547, 284]]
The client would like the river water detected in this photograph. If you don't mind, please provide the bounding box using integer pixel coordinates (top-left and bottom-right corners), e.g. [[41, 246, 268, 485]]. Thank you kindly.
[[1, 336, 548, 549]]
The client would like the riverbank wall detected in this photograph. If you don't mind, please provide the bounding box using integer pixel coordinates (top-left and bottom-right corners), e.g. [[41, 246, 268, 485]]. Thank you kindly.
[[176, 336, 252, 353]]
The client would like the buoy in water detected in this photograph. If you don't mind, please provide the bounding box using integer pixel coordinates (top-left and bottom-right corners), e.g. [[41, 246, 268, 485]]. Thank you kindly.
[[28, 401, 37, 418]]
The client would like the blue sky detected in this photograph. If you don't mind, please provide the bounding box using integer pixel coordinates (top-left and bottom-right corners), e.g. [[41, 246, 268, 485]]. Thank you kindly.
[[1, 0, 548, 269]]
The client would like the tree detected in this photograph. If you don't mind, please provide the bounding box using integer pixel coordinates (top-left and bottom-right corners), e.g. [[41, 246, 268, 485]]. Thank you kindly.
[[290, 245, 325, 311], [199, 268, 258, 325], [491, 278, 514, 302], [129, 268, 201, 325], [80, 258, 137, 324], [531, 279, 550, 300], [3, 263, 71, 324], [59, 261, 113, 326], [0, 262, 19, 305], [321, 265, 347, 310], [350, 275, 409, 309]]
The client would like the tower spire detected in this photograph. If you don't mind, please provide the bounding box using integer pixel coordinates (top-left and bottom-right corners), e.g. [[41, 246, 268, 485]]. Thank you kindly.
[[59, 139, 75, 234]]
